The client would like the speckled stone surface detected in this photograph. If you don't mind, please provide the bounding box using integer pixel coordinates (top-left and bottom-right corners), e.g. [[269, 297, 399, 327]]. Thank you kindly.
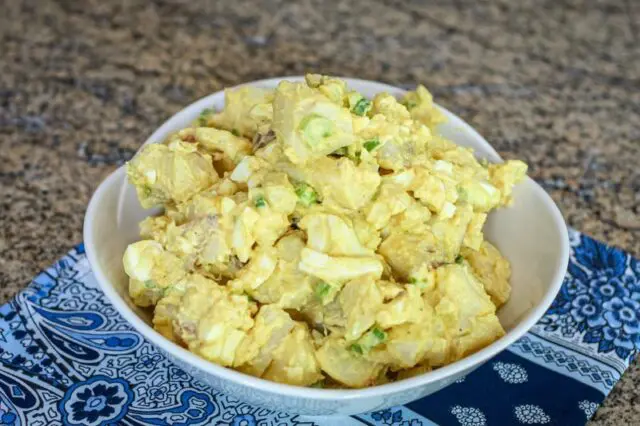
[[0, 0, 638, 422]]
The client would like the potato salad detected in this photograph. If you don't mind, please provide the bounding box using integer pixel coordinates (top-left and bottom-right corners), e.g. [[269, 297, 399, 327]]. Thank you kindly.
[[122, 74, 527, 388]]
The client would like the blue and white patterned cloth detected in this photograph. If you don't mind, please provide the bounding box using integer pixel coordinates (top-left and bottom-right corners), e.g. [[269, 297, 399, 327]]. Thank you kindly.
[[0, 228, 638, 426]]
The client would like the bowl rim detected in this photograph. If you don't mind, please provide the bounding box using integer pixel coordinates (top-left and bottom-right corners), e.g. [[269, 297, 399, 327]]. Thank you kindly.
[[84, 76, 569, 401]]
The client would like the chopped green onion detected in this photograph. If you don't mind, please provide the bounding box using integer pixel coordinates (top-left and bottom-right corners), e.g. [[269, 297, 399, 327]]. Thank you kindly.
[[315, 282, 332, 300], [295, 182, 319, 206], [457, 186, 468, 201], [352, 327, 387, 355], [408, 276, 430, 289], [352, 98, 372, 116], [359, 327, 387, 351], [144, 280, 156, 289], [231, 128, 240, 136], [199, 108, 213, 126], [254, 196, 266, 208], [299, 114, 333, 144], [363, 138, 381, 152], [372, 327, 386, 341], [455, 255, 464, 264], [402, 100, 417, 110], [349, 343, 364, 355]]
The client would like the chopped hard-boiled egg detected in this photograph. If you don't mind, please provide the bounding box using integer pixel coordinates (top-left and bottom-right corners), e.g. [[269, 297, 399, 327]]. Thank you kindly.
[[299, 213, 373, 256]]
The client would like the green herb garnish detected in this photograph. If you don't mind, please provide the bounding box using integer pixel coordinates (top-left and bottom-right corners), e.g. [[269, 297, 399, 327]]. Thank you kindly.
[[455, 255, 464, 264], [231, 128, 240, 136]]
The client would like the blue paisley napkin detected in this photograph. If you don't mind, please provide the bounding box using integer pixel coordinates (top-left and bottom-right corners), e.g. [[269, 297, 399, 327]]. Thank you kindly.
[[0, 228, 638, 426]]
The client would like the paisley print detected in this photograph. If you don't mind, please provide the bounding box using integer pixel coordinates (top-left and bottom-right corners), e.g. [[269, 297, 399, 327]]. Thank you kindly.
[[0, 232, 636, 425]]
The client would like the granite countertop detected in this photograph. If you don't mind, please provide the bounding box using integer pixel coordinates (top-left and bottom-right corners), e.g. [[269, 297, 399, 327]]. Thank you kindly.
[[1, 0, 638, 423]]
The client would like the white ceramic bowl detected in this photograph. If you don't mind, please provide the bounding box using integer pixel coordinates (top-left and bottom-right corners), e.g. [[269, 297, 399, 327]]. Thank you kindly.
[[84, 77, 569, 416]]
